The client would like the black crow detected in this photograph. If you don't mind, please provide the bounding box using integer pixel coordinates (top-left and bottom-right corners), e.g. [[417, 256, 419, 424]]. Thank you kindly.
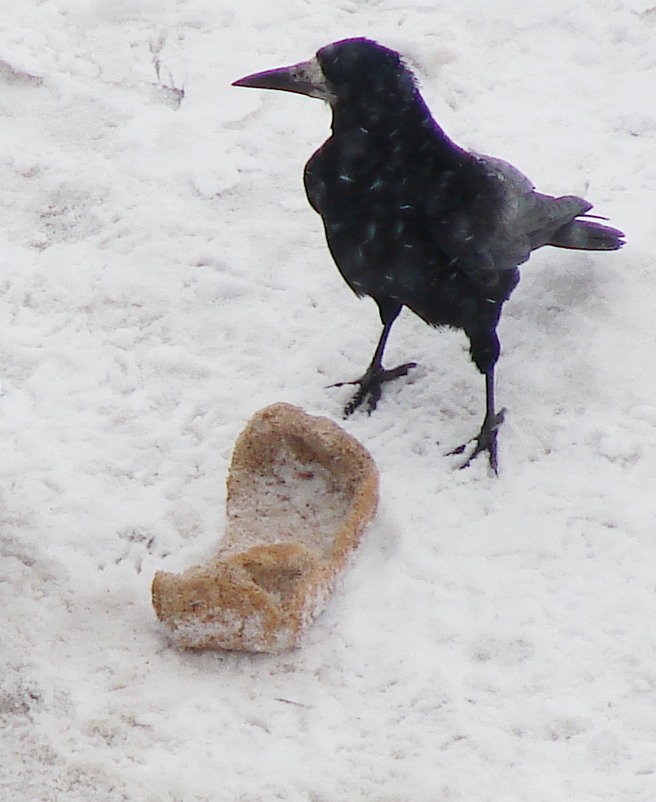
[[233, 38, 624, 472]]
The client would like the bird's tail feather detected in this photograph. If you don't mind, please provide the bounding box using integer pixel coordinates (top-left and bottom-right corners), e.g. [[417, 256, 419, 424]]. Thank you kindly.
[[549, 217, 625, 251]]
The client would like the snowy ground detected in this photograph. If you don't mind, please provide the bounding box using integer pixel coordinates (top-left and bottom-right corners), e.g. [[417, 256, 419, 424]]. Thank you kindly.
[[2, 1, 655, 800]]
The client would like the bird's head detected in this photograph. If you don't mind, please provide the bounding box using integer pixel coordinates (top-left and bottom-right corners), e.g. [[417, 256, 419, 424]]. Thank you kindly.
[[232, 38, 418, 110]]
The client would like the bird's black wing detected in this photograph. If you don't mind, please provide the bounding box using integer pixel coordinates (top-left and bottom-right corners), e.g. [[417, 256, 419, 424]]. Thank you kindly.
[[433, 154, 592, 286]]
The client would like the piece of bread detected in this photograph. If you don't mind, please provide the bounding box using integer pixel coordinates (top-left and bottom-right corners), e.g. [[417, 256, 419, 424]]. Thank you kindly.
[[151, 402, 379, 652]]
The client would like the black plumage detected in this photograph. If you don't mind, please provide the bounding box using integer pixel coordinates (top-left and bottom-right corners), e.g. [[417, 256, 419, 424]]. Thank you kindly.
[[233, 38, 624, 472]]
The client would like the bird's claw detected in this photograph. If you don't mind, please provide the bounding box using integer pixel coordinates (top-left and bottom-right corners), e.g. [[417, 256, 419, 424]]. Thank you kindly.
[[448, 407, 507, 474], [329, 362, 418, 417], [344, 382, 381, 417]]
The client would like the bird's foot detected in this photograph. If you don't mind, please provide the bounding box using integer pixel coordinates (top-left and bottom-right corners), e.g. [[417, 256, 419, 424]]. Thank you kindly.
[[330, 362, 417, 417], [448, 407, 507, 475]]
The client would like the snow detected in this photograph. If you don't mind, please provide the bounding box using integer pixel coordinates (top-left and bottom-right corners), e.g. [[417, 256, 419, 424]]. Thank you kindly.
[[1, 1, 655, 800]]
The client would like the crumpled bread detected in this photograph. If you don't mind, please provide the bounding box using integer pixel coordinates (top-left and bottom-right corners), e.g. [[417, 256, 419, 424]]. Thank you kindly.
[[151, 403, 379, 652]]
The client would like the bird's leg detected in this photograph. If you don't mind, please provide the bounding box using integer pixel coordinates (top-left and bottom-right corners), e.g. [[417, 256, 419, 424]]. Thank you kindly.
[[449, 370, 506, 474], [330, 308, 416, 417]]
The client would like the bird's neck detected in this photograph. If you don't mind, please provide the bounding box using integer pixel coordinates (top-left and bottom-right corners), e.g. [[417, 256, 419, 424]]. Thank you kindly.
[[330, 94, 460, 162]]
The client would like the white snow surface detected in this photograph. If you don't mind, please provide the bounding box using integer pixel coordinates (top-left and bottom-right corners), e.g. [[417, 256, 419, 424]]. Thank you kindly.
[[1, 1, 655, 800]]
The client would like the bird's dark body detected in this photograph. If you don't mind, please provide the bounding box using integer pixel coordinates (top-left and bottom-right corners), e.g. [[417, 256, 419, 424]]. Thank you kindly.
[[233, 38, 624, 470], [304, 121, 521, 374]]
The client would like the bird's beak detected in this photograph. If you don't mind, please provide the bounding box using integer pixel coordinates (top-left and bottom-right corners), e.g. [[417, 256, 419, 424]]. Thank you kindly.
[[232, 56, 334, 102]]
